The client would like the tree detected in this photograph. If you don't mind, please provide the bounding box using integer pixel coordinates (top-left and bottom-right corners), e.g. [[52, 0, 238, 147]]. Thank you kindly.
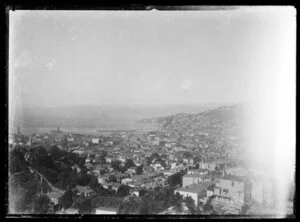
[[150, 152, 160, 161], [135, 165, 143, 175], [203, 196, 215, 214], [139, 189, 147, 197], [9, 154, 26, 174], [32, 195, 51, 214], [100, 170, 106, 176], [183, 151, 193, 159], [88, 175, 99, 189], [117, 185, 130, 197], [78, 199, 92, 214], [124, 158, 135, 169], [184, 196, 196, 214], [76, 174, 91, 186], [108, 175, 117, 183], [58, 189, 73, 210], [167, 172, 183, 187], [169, 192, 185, 213], [111, 160, 122, 172]]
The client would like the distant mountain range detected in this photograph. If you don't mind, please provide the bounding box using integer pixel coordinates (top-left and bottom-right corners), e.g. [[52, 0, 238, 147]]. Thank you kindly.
[[140, 102, 248, 129], [9, 103, 229, 134]]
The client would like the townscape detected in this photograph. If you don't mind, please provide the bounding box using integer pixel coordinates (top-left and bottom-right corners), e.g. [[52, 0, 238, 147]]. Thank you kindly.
[[8, 7, 295, 218], [8, 104, 294, 215]]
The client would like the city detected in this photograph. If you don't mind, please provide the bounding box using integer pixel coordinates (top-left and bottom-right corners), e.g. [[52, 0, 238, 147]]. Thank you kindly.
[[8, 103, 294, 215], [7, 7, 295, 218]]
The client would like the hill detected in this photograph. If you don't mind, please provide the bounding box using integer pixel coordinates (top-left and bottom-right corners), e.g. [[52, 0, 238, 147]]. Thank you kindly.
[[10, 103, 224, 134]]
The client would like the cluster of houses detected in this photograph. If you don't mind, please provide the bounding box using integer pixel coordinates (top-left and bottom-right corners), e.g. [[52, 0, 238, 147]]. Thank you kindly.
[[174, 163, 277, 214], [11, 126, 287, 215]]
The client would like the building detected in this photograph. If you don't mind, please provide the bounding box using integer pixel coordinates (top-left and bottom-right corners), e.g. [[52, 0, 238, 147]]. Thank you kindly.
[[182, 174, 212, 188], [165, 141, 177, 148], [121, 178, 133, 185], [213, 175, 246, 205], [75, 185, 94, 197], [111, 182, 121, 192], [67, 137, 75, 142], [95, 207, 118, 214], [226, 167, 248, 177], [175, 182, 213, 206], [187, 169, 209, 176], [199, 161, 217, 171], [126, 167, 137, 175], [47, 190, 64, 205], [183, 158, 194, 166], [92, 138, 99, 144]]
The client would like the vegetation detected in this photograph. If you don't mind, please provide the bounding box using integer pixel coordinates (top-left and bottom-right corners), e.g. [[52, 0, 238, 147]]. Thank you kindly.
[[118, 186, 197, 214], [135, 165, 143, 175], [9, 146, 204, 215], [58, 189, 73, 210], [9, 146, 100, 214], [167, 170, 186, 187]]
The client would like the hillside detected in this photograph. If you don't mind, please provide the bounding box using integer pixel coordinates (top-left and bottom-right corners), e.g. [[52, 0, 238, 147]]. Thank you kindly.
[[10, 104, 223, 134], [141, 103, 249, 139]]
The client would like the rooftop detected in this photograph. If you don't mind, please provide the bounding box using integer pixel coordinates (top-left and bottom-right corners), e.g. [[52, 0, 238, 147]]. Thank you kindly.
[[183, 173, 212, 179], [176, 182, 213, 194], [76, 185, 94, 194], [221, 174, 246, 182]]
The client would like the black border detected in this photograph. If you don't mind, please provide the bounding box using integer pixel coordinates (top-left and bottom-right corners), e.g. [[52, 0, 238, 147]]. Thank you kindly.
[[3, 3, 298, 220]]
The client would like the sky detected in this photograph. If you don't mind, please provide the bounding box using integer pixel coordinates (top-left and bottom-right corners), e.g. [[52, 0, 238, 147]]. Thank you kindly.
[[9, 7, 295, 108]]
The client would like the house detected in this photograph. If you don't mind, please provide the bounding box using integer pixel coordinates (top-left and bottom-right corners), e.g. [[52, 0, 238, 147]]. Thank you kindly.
[[182, 174, 213, 188], [83, 141, 89, 147], [97, 176, 106, 185], [134, 161, 143, 167], [92, 138, 99, 144], [187, 169, 209, 176], [111, 182, 121, 192], [72, 149, 85, 155], [71, 164, 81, 173], [121, 178, 133, 185], [165, 141, 177, 148], [175, 182, 213, 206], [226, 167, 248, 177], [199, 161, 217, 171], [95, 207, 118, 214], [213, 175, 246, 205], [106, 141, 113, 146], [131, 188, 139, 197], [151, 163, 164, 171], [170, 162, 177, 169], [47, 190, 64, 205], [85, 155, 91, 163], [75, 185, 94, 197], [84, 162, 93, 169], [67, 136, 74, 142], [102, 183, 110, 189], [183, 158, 194, 166], [126, 167, 137, 175], [118, 156, 126, 164], [105, 157, 113, 163]]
